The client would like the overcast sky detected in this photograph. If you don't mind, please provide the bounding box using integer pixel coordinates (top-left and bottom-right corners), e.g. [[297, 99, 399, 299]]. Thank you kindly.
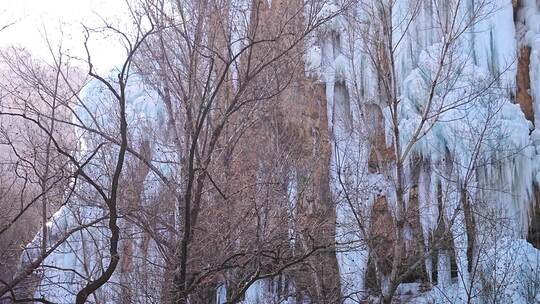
[[1, 0, 129, 72]]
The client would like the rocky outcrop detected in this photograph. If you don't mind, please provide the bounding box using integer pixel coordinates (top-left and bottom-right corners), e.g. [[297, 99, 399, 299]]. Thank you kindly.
[[516, 46, 534, 122]]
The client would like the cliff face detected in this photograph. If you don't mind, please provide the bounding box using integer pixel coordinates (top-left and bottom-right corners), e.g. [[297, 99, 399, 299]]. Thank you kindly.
[[516, 0, 540, 249], [317, 0, 540, 302], [10, 0, 540, 303], [198, 0, 540, 300], [220, 1, 342, 301]]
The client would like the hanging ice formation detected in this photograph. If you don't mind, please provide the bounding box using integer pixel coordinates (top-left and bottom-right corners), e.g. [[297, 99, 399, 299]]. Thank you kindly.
[[309, 0, 540, 302], [13, 74, 172, 303]]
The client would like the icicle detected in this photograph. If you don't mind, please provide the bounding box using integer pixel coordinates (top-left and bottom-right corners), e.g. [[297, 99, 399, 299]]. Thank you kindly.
[[437, 250, 451, 287]]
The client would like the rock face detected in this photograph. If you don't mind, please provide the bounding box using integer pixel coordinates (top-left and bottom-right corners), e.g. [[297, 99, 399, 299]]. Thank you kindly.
[[516, 46, 534, 123], [219, 1, 342, 301], [515, 0, 540, 254], [529, 202, 540, 249]]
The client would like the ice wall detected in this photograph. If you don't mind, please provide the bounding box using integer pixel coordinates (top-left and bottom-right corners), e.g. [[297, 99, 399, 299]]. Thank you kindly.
[[15, 75, 170, 303], [311, 0, 540, 302]]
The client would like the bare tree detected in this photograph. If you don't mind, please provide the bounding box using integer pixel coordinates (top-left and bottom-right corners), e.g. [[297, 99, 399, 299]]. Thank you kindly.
[[0, 44, 83, 302], [133, 0, 347, 302], [0, 0, 350, 303], [0, 13, 155, 303]]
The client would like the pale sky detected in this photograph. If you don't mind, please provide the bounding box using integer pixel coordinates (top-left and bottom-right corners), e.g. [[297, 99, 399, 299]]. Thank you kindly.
[[1, 0, 130, 72]]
